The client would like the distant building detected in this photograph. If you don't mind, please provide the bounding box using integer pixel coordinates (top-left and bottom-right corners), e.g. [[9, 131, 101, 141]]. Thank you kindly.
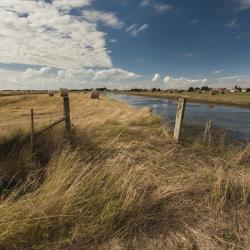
[[228, 88, 240, 93]]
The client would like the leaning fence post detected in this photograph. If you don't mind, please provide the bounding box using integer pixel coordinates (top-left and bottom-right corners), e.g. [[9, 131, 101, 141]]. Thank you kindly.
[[60, 89, 72, 142], [63, 96, 71, 136], [174, 98, 186, 142], [30, 108, 34, 153], [204, 121, 212, 146]]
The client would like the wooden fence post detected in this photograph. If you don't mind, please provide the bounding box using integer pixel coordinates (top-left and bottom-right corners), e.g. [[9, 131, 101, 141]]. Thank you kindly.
[[174, 98, 186, 142], [203, 121, 212, 146], [63, 96, 71, 141], [30, 108, 34, 153]]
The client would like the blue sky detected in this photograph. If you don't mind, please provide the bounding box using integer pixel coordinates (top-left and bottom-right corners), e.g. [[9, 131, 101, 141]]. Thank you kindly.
[[0, 0, 250, 89]]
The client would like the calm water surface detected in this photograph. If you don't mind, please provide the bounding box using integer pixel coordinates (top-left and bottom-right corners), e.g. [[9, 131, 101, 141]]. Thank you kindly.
[[106, 93, 250, 138]]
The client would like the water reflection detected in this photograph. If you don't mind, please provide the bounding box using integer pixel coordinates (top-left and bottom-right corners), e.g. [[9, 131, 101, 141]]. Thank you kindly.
[[106, 93, 250, 138]]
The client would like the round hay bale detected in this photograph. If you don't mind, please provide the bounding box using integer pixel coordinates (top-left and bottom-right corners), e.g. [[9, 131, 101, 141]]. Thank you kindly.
[[91, 90, 100, 99], [60, 88, 69, 97], [48, 90, 55, 97]]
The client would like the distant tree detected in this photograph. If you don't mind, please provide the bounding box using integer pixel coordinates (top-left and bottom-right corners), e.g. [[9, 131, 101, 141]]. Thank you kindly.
[[194, 87, 200, 91], [96, 87, 107, 91], [131, 88, 144, 92], [247, 88, 250, 92], [151, 88, 161, 92], [187, 87, 194, 92], [201, 86, 209, 91]]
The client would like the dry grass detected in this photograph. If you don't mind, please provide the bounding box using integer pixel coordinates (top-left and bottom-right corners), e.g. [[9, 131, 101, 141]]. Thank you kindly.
[[0, 93, 249, 249]]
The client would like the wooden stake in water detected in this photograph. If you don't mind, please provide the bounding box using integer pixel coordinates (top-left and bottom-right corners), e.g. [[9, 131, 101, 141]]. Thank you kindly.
[[204, 121, 212, 146], [174, 98, 186, 142]]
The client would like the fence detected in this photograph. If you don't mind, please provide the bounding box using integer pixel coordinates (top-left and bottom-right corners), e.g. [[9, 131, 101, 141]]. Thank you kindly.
[[0, 91, 236, 149], [173, 98, 215, 144], [30, 89, 72, 153]]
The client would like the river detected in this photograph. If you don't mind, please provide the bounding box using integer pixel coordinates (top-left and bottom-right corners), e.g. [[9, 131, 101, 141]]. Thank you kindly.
[[106, 93, 250, 139]]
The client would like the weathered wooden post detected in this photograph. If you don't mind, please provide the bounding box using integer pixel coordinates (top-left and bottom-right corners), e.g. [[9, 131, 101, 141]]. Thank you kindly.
[[30, 108, 34, 153], [60, 88, 71, 142], [174, 98, 186, 142], [203, 121, 212, 146]]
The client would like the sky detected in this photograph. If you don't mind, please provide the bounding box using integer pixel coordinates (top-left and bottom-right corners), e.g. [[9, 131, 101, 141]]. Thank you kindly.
[[0, 0, 250, 90]]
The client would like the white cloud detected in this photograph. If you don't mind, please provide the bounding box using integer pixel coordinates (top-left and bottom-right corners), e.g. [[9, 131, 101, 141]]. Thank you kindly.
[[163, 76, 209, 89], [1, 68, 249, 90], [53, 0, 92, 10], [0, 67, 141, 90], [225, 18, 239, 28], [24, 67, 54, 78], [154, 4, 172, 13], [82, 10, 124, 29], [140, 0, 151, 7], [185, 52, 193, 58], [152, 74, 161, 82], [238, 0, 250, 10], [202, 79, 208, 84], [163, 76, 170, 83], [140, 1, 173, 13], [213, 69, 224, 74], [0, 0, 112, 69], [126, 24, 148, 36], [93, 68, 141, 81]]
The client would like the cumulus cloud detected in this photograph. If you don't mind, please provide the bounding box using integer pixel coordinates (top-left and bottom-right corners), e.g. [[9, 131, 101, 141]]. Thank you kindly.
[[163, 76, 209, 89], [185, 52, 193, 58], [238, 0, 250, 10], [153, 4, 172, 13], [0, 0, 113, 69], [213, 69, 224, 74], [140, 0, 172, 13], [0, 67, 141, 90], [225, 18, 239, 28], [93, 68, 141, 81], [1, 67, 249, 90], [82, 10, 124, 29], [163, 76, 170, 83], [126, 23, 148, 36], [53, 0, 92, 10], [152, 74, 161, 82], [140, 0, 151, 7]]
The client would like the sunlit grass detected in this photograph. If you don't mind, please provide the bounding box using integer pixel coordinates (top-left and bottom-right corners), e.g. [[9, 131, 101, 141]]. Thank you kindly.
[[0, 93, 249, 249]]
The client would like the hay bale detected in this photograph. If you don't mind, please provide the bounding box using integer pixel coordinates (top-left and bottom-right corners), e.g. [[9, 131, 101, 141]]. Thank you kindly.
[[60, 88, 68, 97], [91, 90, 99, 99], [48, 91, 55, 97]]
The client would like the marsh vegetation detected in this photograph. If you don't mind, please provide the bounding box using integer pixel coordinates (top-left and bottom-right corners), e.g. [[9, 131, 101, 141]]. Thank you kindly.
[[0, 93, 249, 249]]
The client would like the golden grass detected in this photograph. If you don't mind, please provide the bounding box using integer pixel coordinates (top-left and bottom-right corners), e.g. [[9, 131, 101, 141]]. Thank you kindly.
[[0, 93, 249, 249]]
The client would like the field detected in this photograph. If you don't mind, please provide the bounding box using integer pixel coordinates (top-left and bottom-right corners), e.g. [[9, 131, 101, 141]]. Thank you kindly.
[[0, 93, 249, 249], [120, 91, 250, 107]]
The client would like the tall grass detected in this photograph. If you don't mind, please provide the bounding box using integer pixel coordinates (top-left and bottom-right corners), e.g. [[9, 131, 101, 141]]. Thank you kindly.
[[0, 93, 249, 249]]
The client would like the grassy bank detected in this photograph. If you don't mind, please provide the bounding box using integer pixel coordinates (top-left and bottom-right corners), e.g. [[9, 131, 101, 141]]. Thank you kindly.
[[118, 91, 250, 108], [0, 93, 249, 249]]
